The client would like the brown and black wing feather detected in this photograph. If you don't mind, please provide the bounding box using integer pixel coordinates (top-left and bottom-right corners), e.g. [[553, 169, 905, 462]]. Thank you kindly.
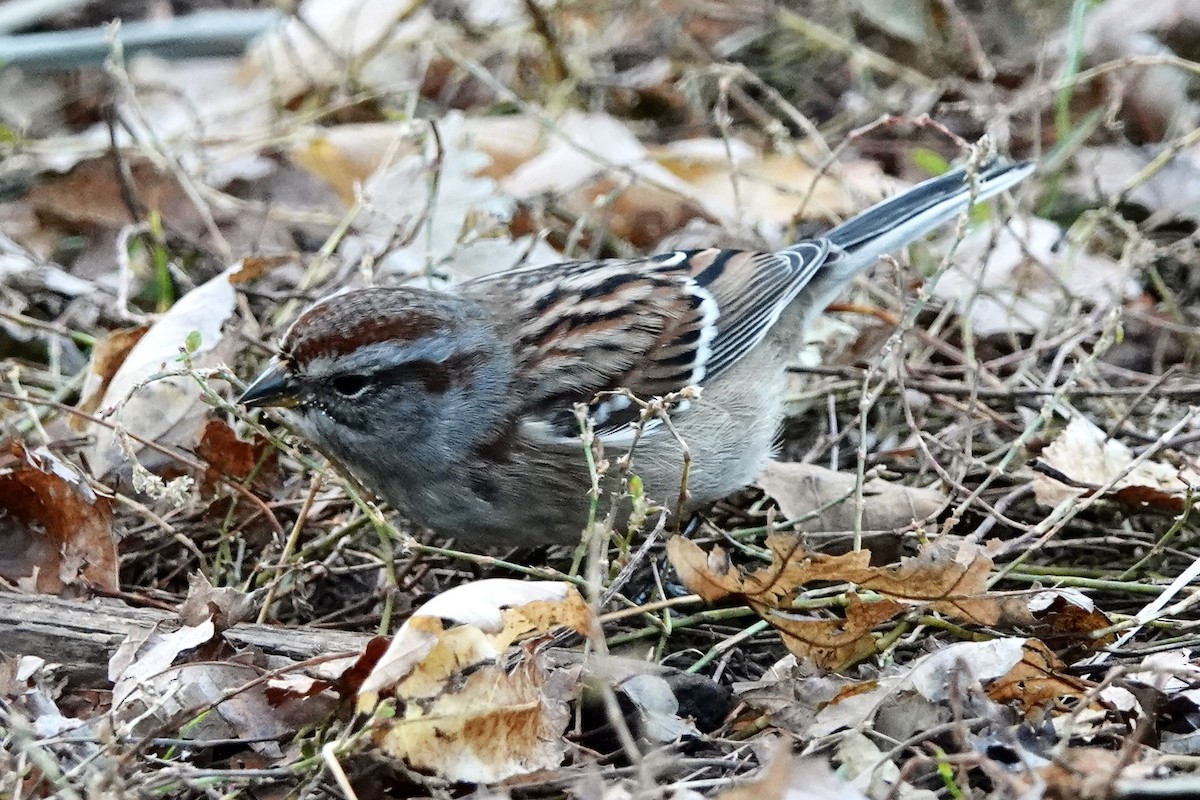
[[463, 244, 831, 440]]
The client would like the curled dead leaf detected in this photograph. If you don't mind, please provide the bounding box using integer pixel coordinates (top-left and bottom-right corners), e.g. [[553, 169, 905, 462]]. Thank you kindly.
[[668, 535, 999, 668], [766, 594, 905, 670], [665, 537, 740, 603], [178, 572, 257, 629], [357, 579, 592, 782], [1022, 590, 1117, 657], [73, 325, 149, 431], [986, 639, 1095, 714], [0, 445, 116, 595], [1033, 415, 1198, 512], [86, 267, 239, 479]]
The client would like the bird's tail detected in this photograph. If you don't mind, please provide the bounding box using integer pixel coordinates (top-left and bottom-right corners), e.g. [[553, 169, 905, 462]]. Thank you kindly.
[[794, 158, 1033, 309]]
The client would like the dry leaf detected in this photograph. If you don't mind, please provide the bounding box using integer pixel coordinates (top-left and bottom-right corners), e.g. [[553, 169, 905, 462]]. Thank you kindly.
[[358, 579, 592, 782], [766, 594, 905, 670], [654, 142, 898, 228], [807, 638, 1027, 738], [1023, 590, 1117, 655], [26, 158, 192, 232], [665, 538, 743, 603], [1071, 146, 1200, 222], [718, 741, 868, 800], [668, 535, 999, 667], [289, 123, 418, 204], [0, 445, 116, 595], [194, 419, 278, 493], [847, 539, 1000, 625], [614, 673, 702, 743], [109, 618, 218, 709], [668, 535, 874, 606], [1078, 0, 1200, 142], [985, 639, 1094, 713], [334, 113, 561, 283], [462, 115, 546, 179], [502, 111, 713, 248], [933, 217, 1136, 336], [1033, 415, 1199, 510], [836, 730, 937, 799], [672, 535, 998, 620], [108, 597, 336, 756], [249, 0, 440, 101], [73, 325, 149, 429], [851, 0, 936, 44], [757, 460, 947, 533], [1035, 746, 1126, 800], [177, 572, 258, 629], [380, 657, 576, 782], [86, 266, 239, 479]]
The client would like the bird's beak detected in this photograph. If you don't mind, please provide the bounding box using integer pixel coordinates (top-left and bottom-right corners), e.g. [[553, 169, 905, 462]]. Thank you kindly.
[[239, 361, 301, 408]]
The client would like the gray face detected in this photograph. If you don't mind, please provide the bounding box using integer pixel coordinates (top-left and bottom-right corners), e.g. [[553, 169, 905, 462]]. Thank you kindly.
[[264, 288, 518, 496], [293, 339, 488, 465]]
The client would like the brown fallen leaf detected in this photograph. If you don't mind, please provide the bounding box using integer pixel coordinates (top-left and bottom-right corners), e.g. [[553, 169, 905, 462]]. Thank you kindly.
[[0, 445, 116, 595], [672, 534, 999, 623], [668, 535, 874, 606], [72, 325, 149, 430], [847, 538, 1000, 626], [668, 534, 1000, 668], [1022, 590, 1117, 658], [229, 254, 300, 285], [194, 419, 279, 493], [766, 594, 905, 670], [986, 639, 1095, 713], [1035, 746, 1126, 800], [758, 460, 947, 534], [177, 572, 258, 629], [26, 157, 193, 233], [666, 538, 740, 603], [357, 579, 592, 782]]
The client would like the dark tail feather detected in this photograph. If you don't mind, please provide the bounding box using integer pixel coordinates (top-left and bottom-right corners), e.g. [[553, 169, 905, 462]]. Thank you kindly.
[[823, 158, 1033, 260], [785, 158, 1032, 314]]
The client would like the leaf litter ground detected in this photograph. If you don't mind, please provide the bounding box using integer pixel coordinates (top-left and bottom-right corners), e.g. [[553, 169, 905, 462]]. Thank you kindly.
[[6, 1, 1200, 798]]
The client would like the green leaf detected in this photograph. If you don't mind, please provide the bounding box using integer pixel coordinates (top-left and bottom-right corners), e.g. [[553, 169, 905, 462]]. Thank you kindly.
[[910, 148, 950, 177], [184, 329, 202, 355]]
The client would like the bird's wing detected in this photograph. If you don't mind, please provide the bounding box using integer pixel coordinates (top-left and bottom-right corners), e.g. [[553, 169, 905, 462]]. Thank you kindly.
[[464, 244, 835, 441]]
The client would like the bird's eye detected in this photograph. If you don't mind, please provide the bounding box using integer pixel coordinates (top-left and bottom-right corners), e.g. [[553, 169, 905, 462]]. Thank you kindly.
[[331, 374, 370, 397]]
